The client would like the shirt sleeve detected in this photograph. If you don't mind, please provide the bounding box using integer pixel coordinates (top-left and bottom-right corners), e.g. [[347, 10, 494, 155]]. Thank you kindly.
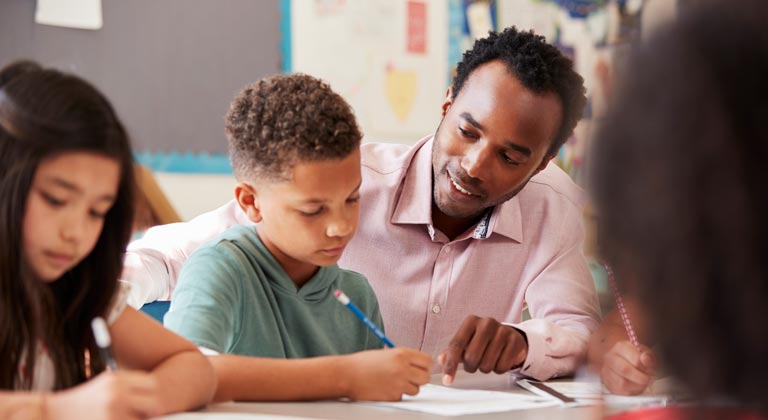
[[163, 243, 243, 354], [121, 199, 249, 308], [510, 204, 601, 380], [106, 281, 133, 324]]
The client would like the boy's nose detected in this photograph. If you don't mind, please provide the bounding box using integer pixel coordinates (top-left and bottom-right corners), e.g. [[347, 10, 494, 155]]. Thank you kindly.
[[327, 214, 355, 238]]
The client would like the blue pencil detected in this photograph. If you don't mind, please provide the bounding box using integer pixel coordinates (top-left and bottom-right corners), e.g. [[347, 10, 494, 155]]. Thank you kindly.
[[334, 289, 395, 348]]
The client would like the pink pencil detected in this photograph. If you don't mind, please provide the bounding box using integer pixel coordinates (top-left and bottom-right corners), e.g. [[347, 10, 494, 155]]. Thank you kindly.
[[603, 262, 640, 349]]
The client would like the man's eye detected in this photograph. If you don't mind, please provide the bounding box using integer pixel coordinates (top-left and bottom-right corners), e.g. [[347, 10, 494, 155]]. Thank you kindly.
[[458, 127, 477, 139]]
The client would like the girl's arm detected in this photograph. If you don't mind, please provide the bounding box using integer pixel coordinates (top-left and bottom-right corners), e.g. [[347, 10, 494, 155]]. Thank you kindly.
[[110, 306, 216, 414], [587, 300, 656, 395], [0, 392, 45, 419]]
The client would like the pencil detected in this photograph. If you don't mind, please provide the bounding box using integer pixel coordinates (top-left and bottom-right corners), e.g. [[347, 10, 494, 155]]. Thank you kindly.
[[91, 316, 119, 371], [603, 262, 641, 349], [334, 289, 395, 348]]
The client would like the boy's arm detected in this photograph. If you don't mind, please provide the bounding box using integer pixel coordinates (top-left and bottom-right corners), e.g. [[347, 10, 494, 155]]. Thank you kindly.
[[122, 199, 250, 308], [210, 348, 433, 402], [163, 244, 242, 354]]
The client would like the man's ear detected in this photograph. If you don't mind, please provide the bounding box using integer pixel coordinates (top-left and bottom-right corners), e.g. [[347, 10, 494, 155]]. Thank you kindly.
[[441, 86, 454, 118], [234, 182, 262, 223], [533, 154, 555, 177]]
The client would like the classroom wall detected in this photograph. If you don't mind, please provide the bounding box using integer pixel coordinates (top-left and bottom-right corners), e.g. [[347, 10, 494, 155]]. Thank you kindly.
[[0, 0, 281, 156], [0, 0, 282, 220], [1, 0, 678, 222]]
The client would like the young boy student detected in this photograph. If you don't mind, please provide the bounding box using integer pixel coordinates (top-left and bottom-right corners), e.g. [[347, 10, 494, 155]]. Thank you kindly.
[[164, 74, 432, 402], [0, 61, 215, 418]]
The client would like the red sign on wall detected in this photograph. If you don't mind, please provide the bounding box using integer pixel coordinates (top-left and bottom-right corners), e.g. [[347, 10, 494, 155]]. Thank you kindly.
[[407, 1, 427, 54]]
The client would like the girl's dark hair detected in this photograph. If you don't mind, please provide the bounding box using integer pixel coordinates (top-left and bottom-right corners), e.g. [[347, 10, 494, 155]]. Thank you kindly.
[[0, 61, 135, 390], [592, 0, 768, 410]]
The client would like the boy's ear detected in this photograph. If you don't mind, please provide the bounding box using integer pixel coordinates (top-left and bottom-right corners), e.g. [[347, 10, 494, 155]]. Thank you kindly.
[[234, 182, 262, 223]]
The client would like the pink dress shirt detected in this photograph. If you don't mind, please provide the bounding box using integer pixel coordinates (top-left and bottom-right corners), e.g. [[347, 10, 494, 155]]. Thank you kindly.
[[123, 136, 600, 380]]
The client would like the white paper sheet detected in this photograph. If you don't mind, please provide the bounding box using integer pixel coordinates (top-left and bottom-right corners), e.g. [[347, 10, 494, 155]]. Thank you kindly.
[[35, 0, 103, 30], [539, 381, 673, 406], [366, 383, 558, 416], [155, 413, 320, 420]]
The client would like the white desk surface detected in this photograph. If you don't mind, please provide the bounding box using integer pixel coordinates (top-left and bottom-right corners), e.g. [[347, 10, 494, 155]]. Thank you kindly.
[[161, 371, 609, 419]]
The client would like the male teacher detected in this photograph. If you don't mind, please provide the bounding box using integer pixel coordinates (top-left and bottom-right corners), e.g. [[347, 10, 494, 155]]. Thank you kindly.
[[123, 27, 600, 383]]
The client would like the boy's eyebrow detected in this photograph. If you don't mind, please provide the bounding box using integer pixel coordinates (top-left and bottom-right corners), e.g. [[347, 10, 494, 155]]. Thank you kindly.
[[299, 180, 363, 204], [47, 176, 116, 202], [460, 112, 532, 158]]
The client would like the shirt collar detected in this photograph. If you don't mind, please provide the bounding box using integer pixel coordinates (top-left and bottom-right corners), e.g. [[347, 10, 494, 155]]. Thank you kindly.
[[390, 136, 524, 243], [390, 136, 434, 225]]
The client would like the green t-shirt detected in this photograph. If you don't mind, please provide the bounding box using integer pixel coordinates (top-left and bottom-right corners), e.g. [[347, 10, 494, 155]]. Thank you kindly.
[[164, 225, 385, 358]]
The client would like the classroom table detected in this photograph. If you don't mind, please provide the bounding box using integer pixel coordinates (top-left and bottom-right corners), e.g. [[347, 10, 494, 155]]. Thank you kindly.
[[158, 371, 610, 419]]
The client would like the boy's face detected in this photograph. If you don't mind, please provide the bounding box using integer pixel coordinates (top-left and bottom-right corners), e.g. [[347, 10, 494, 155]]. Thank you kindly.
[[23, 152, 119, 282], [238, 149, 362, 283]]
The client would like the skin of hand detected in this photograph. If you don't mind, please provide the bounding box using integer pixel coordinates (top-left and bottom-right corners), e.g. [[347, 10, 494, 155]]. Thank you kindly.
[[587, 302, 655, 395], [438, 315, 528, 385], [342, 348, 433, 401], [44, 371, 162, 420], [601, 340, 656, 395]]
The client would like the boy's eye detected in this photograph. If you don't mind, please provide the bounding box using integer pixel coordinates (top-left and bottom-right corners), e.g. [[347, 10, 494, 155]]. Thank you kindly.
[[300, 207, 324, 217], [346, 195, 360, 204]]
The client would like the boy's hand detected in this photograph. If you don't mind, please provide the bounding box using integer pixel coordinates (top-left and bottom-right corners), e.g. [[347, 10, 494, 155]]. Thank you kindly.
[[344, 348, 432, 401], [46, 371, 162, 420], [439, 315, 527, 385], [601, 340, 656, 395]]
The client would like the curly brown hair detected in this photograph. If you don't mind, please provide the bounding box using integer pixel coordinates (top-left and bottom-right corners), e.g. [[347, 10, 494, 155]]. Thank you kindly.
[[225, 73, 362, 182]]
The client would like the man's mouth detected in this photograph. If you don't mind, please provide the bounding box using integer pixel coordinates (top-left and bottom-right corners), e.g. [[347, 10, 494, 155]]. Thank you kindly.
[[449, 173, 481, 197]]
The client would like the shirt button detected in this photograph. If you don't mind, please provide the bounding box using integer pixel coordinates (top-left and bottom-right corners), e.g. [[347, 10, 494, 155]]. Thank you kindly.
[[432, 304, 441, 314]]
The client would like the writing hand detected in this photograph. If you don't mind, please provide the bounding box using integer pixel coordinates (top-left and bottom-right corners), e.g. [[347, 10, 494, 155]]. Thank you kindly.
[[601, 340, 656, 395]]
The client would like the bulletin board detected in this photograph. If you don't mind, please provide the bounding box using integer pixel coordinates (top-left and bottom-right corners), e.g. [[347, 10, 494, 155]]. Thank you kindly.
[[0, 0, 282, 173], [289, 0, 453, 145]]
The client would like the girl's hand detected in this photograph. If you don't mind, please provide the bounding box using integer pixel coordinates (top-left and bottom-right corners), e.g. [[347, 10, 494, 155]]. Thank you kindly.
[[46, 371, 161, 420], [343, 348, 433, 401], [601, 340, 656, 395]]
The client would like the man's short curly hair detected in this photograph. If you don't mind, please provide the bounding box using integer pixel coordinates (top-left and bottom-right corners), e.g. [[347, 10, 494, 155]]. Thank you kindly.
[[225, 73, 362, 182], [452, 27, 586, 157]]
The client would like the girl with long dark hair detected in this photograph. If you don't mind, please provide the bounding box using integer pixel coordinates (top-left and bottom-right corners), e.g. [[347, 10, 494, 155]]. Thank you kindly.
[[0, 61, 214, 419]]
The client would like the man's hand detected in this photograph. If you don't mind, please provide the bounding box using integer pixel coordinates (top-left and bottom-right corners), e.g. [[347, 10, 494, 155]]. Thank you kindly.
[[438, 315, 528, 385]]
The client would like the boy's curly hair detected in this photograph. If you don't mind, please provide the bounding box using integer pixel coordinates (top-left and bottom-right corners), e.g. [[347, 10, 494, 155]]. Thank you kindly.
[[225, 73, 362, 182], [452, 27, 586, 157]]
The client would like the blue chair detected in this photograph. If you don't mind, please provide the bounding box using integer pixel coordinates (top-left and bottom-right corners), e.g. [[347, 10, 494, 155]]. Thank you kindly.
[[140, 301, 171, 324]]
